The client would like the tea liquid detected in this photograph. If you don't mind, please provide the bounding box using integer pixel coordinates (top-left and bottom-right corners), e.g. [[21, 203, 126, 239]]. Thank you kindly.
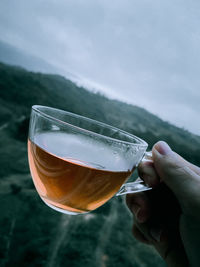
[[28, 132, 133, 214]]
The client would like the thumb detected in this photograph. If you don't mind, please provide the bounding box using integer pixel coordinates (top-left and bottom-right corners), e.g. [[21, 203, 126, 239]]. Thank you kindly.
[[152, 141, 200, 214]]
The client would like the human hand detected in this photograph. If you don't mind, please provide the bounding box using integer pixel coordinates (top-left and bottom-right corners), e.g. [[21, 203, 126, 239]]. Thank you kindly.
[[126, 141, 200, 267]]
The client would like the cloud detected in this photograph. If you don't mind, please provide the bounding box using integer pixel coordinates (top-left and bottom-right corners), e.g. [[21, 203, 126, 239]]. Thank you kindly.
[[0, 0, 200, 134]]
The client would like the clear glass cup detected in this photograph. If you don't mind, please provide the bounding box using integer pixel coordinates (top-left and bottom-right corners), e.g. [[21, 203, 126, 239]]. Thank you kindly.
[[28, 105, 152, 215]]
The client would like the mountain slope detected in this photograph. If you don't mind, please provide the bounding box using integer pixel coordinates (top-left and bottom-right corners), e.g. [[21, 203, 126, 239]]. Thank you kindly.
[[0, 61, 200, 172]]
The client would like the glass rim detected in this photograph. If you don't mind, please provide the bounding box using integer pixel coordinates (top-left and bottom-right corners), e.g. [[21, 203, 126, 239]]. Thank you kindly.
[[32, 105, 148, 148]]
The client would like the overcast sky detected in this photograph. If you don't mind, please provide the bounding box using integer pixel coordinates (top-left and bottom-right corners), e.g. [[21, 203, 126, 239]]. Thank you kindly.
[[0, 0, 200, 135]]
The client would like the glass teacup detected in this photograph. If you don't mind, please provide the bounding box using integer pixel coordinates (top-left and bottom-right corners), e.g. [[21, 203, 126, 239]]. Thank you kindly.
[[28, 105, 152, 215]]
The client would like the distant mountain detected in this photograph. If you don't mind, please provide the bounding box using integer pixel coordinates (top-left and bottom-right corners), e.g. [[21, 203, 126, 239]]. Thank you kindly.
[[0, 40, 58, 73], [0, 40, 78, 81], [0, 62, 199, 267]]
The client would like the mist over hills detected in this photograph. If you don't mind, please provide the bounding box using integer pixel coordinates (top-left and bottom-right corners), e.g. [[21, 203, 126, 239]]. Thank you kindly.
[[0, 61, 199, 267], [0, 40, 57, 73], [0, 40, 78, 82]]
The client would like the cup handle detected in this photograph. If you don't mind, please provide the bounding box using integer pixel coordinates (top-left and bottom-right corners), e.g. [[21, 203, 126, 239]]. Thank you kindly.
[[116, 151, 153, 196]]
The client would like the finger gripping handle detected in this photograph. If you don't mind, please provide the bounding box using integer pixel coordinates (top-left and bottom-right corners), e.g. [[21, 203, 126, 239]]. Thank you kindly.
[[116, 151, 152, 196]]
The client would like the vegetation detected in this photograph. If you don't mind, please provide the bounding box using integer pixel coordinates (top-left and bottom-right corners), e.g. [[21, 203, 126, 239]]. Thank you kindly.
[[0, 62, 200, 266]]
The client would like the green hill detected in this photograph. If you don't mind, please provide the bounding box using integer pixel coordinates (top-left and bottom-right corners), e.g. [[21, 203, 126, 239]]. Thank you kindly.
[[0, 62, 199, 267]]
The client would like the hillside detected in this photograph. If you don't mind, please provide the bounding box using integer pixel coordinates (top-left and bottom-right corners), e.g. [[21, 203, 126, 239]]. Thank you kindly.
[[0, 62, 200, 178], [0, 62, 199, 267]]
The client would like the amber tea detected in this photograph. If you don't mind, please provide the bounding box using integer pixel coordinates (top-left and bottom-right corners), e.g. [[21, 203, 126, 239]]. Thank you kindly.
[[28, 132, 134, 214]]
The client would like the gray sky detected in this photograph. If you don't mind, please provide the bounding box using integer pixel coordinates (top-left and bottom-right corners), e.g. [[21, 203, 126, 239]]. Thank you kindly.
[[0, 0, 200, 135]]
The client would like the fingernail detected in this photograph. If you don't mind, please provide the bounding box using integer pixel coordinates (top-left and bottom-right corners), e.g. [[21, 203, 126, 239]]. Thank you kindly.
[[150, 227, 163, 242], [131, 204, 140, 215], [136, 210, 146, 223], [155, 141, 172, 156], [131, 204, 147, 223], [142, 174, 152, 187]]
